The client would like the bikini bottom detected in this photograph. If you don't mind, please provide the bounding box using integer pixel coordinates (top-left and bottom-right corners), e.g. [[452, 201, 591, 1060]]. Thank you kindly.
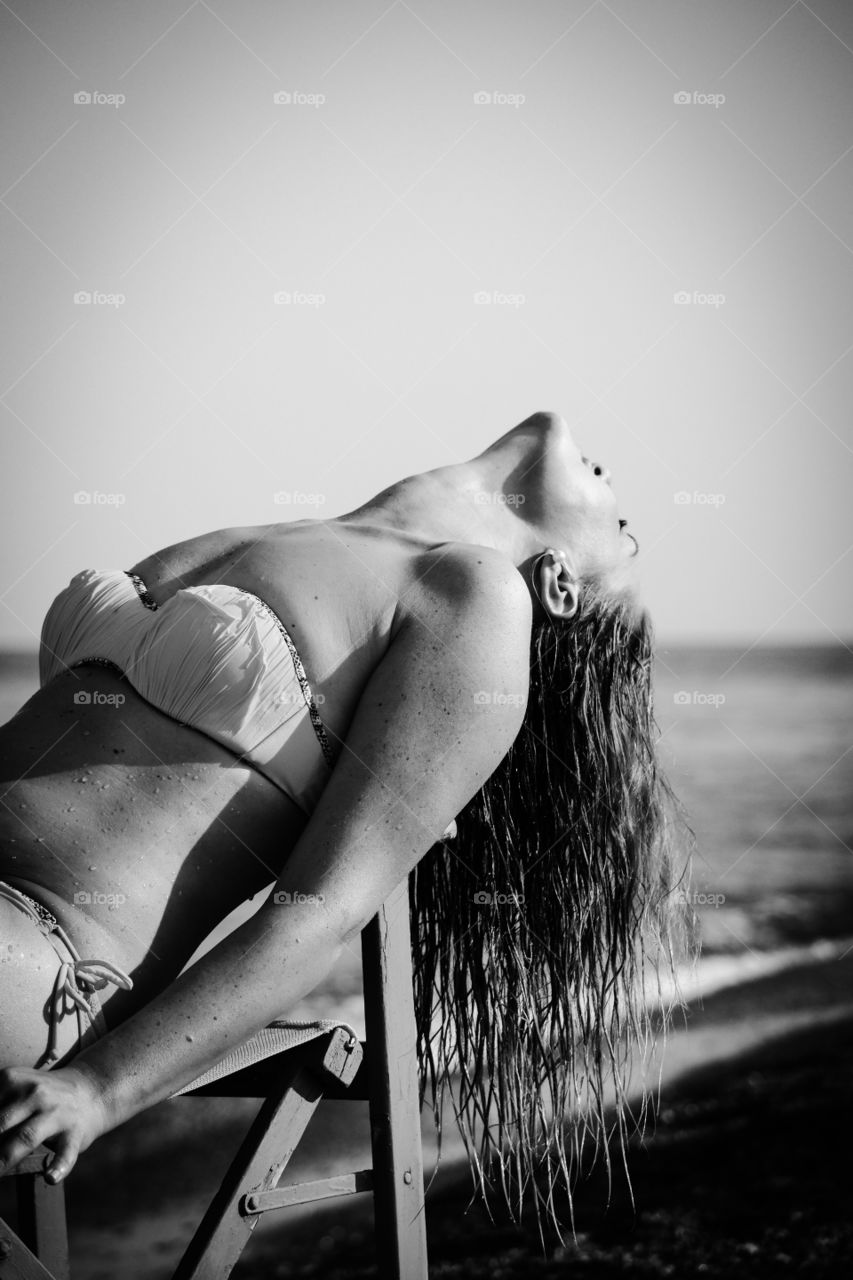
[[0, 880, 133, 1069]]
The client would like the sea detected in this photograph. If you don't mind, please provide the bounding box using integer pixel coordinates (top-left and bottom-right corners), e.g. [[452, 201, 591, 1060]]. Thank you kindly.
[[1, 643, 851, 1017]]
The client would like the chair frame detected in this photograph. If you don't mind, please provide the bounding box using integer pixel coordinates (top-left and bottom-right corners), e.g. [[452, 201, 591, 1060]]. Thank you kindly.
[[0, 877, 428, 1280]]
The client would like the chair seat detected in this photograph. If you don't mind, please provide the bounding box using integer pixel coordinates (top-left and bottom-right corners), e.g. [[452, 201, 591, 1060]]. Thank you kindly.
[[173, 1018, 361, 1095]]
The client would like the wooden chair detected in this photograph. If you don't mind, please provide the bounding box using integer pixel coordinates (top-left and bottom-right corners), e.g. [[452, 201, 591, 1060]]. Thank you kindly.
[[0, 877, 428, 1279]]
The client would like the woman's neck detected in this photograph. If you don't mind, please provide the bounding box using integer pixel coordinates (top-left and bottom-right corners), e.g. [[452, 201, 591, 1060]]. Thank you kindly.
[[337, 454, 538, 566]]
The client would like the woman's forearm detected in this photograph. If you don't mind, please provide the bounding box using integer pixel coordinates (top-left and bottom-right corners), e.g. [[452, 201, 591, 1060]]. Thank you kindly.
[[67, 896, 347, 1133]]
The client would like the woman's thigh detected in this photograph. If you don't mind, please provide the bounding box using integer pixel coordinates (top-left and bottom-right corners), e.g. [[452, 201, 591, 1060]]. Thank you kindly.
[[0, 899, 82, 1070]]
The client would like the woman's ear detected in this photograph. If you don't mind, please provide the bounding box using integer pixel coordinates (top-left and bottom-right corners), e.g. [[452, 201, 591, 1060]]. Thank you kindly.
[[538, 551, 580, 620]]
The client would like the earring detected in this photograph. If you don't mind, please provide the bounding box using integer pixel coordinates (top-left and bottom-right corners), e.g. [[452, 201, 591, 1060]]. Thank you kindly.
[[547, 549, 577, 580], [555, 549, 578, 581], [530, 549, 576, 605]]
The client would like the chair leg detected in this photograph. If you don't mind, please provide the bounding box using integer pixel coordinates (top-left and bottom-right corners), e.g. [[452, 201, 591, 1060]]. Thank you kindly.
[[362, 879, 429, 1280], [171, 1037, 341, 1280], [14, 1173, 70, 1280], [0, 1213, 57, 1280]]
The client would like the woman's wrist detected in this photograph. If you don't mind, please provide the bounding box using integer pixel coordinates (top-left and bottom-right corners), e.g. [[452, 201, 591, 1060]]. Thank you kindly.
[[63, 1058, 114, 1142]]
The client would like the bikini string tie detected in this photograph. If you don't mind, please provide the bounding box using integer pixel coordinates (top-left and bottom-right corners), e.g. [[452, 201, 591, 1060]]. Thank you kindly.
[[43, 923, 133, 1068]]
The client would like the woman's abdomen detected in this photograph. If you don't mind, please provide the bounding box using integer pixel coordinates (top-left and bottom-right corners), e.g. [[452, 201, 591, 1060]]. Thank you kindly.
[[0, 664, 309, 1020]]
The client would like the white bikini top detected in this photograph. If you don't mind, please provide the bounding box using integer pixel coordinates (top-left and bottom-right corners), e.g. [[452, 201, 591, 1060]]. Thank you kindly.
[[39, 569, 336, 815]]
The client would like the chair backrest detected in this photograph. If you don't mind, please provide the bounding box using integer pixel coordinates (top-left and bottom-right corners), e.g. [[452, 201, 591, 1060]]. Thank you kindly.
[[361, 877, 428, 1276]]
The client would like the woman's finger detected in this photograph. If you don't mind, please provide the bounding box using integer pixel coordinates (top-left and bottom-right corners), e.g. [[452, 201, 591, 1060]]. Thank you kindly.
[[0, 1099, 38, 1137], [0, 1067, 41, 1113], [0, 1113, 57, 1175], [43, 1133, 79, 1184]]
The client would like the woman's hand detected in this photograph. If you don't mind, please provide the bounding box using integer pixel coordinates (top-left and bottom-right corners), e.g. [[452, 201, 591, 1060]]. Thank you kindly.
[[0, 1064, 108, 1183]]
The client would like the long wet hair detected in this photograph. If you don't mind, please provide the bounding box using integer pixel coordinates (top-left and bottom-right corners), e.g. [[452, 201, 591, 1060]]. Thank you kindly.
[[408, 575, 696, 1244]]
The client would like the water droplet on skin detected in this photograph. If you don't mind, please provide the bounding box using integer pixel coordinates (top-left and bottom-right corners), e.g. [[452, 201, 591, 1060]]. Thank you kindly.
[[88, 865, 97, 871], [185, 1034, 194, 1042], [36, 837, 44, 843]]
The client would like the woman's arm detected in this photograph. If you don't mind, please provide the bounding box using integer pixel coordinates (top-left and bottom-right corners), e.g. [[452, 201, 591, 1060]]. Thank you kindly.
[[0, 546, 532, 1180]]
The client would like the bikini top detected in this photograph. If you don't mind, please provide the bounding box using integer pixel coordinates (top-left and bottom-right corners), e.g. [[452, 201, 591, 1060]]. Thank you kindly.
[[38, 569, 337, 815]]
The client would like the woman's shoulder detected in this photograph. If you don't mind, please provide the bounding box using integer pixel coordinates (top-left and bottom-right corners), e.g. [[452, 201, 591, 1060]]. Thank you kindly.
[[396, 541, 533, 640]]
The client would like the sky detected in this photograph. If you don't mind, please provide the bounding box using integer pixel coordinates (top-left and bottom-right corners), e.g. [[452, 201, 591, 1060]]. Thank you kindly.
[[1, 0, 852, 647]]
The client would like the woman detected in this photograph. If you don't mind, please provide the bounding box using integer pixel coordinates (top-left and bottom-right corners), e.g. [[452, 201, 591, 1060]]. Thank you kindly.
[[0, 410, 691, 1239]]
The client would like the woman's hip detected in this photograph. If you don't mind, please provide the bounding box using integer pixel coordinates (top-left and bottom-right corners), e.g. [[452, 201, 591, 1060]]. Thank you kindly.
[[0, 888, 109, 1071]]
